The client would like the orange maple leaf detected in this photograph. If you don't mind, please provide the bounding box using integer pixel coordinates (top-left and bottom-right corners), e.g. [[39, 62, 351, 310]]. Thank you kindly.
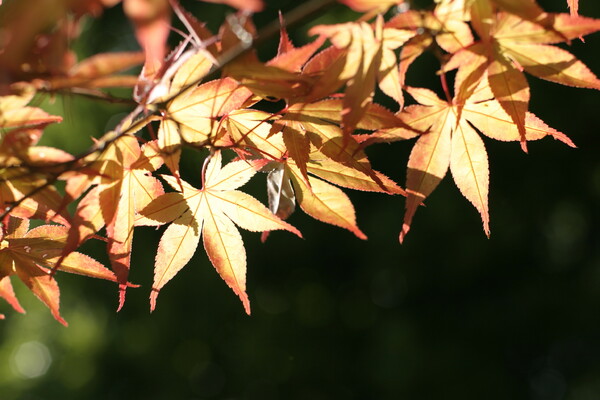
[[61, 135, 164, 308], [310, 16, 416, 134], [165, 77, 253, 147], [223, 112, 403, 238], [124, 0, 171, 81], [139, 151, 301, 314], [373, 82, 574, 243], [446, 9, 600, 151], [0, 217, 119, 325], [267, 99, 409, 187], [0, 91, 71, 224], [268, 14, 326, 74], [384, 5, 474, 108]]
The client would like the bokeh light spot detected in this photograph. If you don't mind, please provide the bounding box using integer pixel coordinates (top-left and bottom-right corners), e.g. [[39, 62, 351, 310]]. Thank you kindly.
[[10, 341, 52, 379]]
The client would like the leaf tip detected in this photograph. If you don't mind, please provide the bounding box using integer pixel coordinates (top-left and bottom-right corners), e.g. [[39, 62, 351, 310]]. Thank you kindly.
[[149, 289, 159, 313], [553, 132, 577, 148], [399, 223, 410, 244], [355, 228, 368, 240], [483, 221, 491, 239], [286, 224, 303, 239], [260, 231, 270, 243], [56, 314, 68, 327], [240, 293, 251, 315], [117, 284, 127, 312]]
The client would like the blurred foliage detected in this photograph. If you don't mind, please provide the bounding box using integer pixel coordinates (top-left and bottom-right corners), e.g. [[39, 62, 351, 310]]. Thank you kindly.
[[1, 0, 600, 399]]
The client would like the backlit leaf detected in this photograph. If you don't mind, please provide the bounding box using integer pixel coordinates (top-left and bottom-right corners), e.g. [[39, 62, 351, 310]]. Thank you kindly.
[[141, 151, 300, 313]]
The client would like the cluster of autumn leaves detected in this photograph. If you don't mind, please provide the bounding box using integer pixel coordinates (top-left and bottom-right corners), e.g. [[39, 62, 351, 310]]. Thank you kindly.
[[0, 0, 597, 324]]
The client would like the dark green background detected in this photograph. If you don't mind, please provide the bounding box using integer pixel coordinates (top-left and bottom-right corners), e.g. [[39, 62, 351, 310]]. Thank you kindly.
[[1, 0, 599, 399]]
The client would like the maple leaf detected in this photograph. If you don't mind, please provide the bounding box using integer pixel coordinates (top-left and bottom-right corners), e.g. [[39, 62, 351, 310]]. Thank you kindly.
[[105, 138, 164, 308], [223, 109, 290, 160], [213, 13, 318, 101], [309, 19, 415, 107], [268, 13, 326, 74], [123, 0, 171, 84], [304, 14, 424, 121], [375, 83, 574, 243], [226, 62, 317, 102], [446, 9, 600, 150], [276, 100, 410, 189], [0, 165, 71, 226], [309, 17, 416, 134], [165, 77, 253, 147], [299, 45, 348, 104], [152, 50, 218, 175], [0, 274, 25, 320], [139, 151, 301, 314], [155, 50, 215, 105], [285, 161, 367, 240], [0, 217, 120, 325], [488, 0, 548, 25], [62, 135, 164, 308], [157, 118, 183, 178], [0, 91, 71, 224], [0, 88, 63, 130], [224, 109, 404, 196], [0, 0, 127, 86], [283, 98, 409, 132], [384, 5, 474, 108], [219, 97, 405, 195], [185, 95, 402, 239], [262, 151, 371, 240], [222, 113, 403, 238]]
